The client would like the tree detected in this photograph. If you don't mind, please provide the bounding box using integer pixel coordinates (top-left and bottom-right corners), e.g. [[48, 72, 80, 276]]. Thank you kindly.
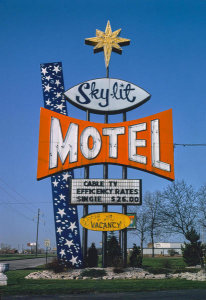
[[144, 191, 162, 257], [87, 243, 98, 267], [160, 180, 198, 238], [107, 233, 121, 266], [181, 228, 204, 268], [197, 183, 206, 228], [129, 243, 142, 267], [129, 205, 148, 257]]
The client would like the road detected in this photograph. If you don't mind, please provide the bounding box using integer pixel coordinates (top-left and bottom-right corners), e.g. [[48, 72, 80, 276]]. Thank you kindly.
[[2, 290, 206, 299], [0, 257, 53, 270]]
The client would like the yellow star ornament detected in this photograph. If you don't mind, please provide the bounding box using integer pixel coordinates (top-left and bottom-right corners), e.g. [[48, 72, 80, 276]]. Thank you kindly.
[[85, 21, 130, 68]]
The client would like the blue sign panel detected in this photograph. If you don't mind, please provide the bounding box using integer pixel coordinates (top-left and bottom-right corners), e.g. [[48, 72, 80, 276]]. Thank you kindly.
[[40, 62, 83, 268]]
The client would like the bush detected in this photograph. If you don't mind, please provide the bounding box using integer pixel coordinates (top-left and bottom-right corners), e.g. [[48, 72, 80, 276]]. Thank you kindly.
[[144, 267, 170, 274], [46, 258, 71, 273], [173, 267, 199, 274], [80, 269, 106, 278], [181, 228, 204, 267], [129, 244, 142, 267], [113, 267, 125, 273], [87, 243, 98, 267], [107, 234, 122, 267]]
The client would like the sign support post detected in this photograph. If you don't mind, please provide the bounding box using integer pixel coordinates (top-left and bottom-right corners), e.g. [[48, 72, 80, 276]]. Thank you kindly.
[[102, 113, 108, 268], [82, 110, 90, 265], [102, 65, 109, 268], [122, 112, 127, 267]]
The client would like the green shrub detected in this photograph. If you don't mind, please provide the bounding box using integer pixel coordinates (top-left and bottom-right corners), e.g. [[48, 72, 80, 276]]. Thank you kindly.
[[113, 267, 125, 273], [46, 258, 71, 273], [87, 243, 98, 267], [144, 267, 170, 274], [80, 269, 106, 278], [172, 267, 199, 273], [181, 228, 204, 267], [129, 244, 142, 267], [107, 234, 122, 267]]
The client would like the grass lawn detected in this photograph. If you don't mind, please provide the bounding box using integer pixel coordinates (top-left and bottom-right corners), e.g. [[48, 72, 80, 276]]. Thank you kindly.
[[1, 267, 206, 296], [142, 256, 200, 274], [99, 255, 188, 271], [143, 256, 186, 268]]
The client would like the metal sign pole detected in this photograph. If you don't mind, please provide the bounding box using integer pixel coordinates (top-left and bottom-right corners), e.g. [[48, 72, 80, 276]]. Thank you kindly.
[[82, 110, 90, 265], [102, 66, 109, 268], [122, 112, 127, 267]]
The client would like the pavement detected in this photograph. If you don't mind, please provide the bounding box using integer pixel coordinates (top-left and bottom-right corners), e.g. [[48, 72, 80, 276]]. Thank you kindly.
[[0, 257, 53, 270], [1, 290, 206, 299]]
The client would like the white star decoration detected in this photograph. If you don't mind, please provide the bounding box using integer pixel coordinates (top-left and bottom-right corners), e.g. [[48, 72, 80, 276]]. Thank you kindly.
[[69, 255, 78, 265], [59, 249, 65, 257], [65, 239, 74, 248], [55, 80, 60, 86], [53, 65, 60, 73], [52, 179, 59, 187], [59, 194, 66, 200], [56, 92, 62, 98], [62, 173, 71, 181], [57, 227, 63, 235], [56, 103, 64, 110], [46, 99, 51, 106], [68, 222, 77, 232], [44, 84, 52, 92], [41, 67, 48, 76], [57, 208, 66, 218]]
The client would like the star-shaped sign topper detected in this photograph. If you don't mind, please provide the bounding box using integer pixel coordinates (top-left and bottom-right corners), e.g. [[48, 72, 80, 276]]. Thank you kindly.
[[85, 21, 130, 69]]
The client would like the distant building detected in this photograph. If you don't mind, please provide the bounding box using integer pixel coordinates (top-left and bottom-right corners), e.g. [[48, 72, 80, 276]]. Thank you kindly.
[[143, 242, 184, 256]]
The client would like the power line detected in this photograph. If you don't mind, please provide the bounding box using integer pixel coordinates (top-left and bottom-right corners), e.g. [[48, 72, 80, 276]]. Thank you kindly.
[[0, 196, 34, 222], [0, 178, 37, 214], [174, 143, 206, 147]]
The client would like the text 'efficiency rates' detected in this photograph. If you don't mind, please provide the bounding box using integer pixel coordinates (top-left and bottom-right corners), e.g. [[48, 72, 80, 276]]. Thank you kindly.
[[70, 179, 142, 205]]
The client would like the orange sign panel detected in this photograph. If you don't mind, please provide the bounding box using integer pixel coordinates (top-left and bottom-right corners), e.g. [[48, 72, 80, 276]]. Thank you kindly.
[[37, 108, 174, 181]]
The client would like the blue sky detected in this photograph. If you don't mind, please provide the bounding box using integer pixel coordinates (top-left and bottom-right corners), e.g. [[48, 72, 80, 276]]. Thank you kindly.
[[0, 0, 206, 250]]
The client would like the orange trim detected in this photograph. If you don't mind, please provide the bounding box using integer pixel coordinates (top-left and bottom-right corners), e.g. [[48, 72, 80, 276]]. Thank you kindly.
[[37, 108, 174, 181]]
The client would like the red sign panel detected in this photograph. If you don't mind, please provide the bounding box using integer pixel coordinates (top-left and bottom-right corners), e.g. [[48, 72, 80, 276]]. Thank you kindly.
[[37, 108, 174, 181]]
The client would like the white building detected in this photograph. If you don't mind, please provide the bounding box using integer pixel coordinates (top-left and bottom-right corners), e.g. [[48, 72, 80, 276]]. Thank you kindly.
[[143, 242, 184, 256]]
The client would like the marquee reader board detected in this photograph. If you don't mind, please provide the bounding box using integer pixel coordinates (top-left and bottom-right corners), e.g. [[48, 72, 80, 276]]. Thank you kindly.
[[70, 179, 142, 205]]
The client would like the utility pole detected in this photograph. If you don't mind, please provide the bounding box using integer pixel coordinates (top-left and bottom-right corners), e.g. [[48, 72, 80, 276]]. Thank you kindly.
[[35, 208, 40, 257]]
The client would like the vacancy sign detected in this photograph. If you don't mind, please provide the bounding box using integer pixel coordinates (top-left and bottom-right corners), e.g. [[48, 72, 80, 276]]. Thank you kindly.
[[80, 212, 131, 232], [37, 107, 174, 181]]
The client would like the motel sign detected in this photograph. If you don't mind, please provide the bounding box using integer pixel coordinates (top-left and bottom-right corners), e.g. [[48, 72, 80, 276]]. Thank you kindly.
[[38, 21, 174, 268]]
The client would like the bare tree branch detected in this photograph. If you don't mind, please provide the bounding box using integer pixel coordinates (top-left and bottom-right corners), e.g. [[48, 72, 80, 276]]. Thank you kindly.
[[160, 180, 198, 238]]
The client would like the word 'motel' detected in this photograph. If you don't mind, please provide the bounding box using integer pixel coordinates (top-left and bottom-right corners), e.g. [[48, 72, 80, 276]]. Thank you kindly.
[[50, 118, 168, 169]]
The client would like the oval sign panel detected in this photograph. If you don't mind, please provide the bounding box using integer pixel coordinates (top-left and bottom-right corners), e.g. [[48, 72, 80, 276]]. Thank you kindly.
[[80, 212, 131, 231], [64, 78, 150, 114]]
